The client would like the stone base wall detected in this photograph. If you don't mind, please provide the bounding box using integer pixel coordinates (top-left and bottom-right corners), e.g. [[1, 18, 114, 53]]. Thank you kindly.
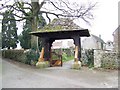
[[94, 50, 103, 68]]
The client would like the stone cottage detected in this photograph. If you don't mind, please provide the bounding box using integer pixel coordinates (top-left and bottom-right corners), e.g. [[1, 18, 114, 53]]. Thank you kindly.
[[105, 40, 114, 51], [113, 25, 120, 55], [82, 34, 105, 50], [52, 39, 74, 49]]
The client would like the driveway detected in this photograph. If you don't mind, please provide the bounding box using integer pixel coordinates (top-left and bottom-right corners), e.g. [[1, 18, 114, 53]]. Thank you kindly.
[[1, 58, 118, 88]]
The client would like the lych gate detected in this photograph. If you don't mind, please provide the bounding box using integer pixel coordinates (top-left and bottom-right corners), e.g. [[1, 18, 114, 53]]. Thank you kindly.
[[30, 29, 90, 69]]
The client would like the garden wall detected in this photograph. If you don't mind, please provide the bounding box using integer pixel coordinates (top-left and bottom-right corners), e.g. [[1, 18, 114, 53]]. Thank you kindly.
[[82, 49, 119, 69], [94, 50, 119, 69]]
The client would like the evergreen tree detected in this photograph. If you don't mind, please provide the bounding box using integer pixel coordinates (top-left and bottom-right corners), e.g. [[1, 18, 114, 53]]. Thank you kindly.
[[2, 10, 18, 49], [19, 14, 46, 49], [38, 14, 46, 29], [19, 20, 32, 49], [0, 33, 1, 48]]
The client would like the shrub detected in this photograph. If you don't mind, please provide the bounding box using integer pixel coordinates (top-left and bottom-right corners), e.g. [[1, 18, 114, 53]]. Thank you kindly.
[[83, 49, 94, 68], [52, 48, 74, 62], [2, 49, 39, 66], [24, 49, 39, 65], [2, 50, 25, 61], [62, 52, 67, 61]]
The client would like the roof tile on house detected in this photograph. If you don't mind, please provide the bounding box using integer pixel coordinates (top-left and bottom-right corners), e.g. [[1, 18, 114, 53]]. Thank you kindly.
[[91, 34, 105, 44]]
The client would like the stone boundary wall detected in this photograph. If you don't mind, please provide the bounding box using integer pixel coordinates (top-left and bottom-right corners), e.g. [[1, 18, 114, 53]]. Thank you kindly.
[[94, 50, 103, 68], [94, 50, 119, 69]]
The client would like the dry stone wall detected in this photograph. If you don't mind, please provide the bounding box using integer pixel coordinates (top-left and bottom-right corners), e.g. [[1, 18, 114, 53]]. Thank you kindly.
[[94, 50, 119, 69]]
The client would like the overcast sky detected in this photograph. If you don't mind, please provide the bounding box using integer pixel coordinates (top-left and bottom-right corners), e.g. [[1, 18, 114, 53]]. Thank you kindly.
[[0, 0, 119, 43], [75, 0, 119, 42]]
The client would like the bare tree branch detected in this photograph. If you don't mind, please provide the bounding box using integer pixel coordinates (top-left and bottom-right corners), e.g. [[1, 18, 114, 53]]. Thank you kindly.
[[46, 13, 51, 22], [0, 0, 97, 24], [41, 0, 97, 24]]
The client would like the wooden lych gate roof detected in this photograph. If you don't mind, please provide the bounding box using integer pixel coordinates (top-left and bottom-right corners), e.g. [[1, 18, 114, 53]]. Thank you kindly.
[[30, 29, 90, 40], [30, 18, 90, 39]]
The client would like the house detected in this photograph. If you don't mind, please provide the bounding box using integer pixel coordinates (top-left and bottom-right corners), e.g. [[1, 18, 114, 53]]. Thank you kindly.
[[52, 39, 75, 49], [52, 40, 62, 49], [0, 33, 1, 50], [113, 25, 120, 54], [105, 40, 114, 51], [82, 34, 105, 50]]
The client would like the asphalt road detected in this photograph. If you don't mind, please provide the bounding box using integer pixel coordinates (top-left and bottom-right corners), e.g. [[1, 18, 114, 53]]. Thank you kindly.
[[0, 58, 2, 89], [1, 58, 118, 88]]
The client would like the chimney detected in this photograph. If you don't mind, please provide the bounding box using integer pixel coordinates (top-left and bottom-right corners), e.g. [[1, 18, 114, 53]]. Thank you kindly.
[[99, 34, 101, 38]]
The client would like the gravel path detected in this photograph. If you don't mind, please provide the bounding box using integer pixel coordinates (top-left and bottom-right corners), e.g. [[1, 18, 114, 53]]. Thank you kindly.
[[1, 58, 118, 88]]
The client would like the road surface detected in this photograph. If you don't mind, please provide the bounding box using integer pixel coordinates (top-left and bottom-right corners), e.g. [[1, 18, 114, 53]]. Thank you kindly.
[[1, 58, 118, 88], [0, 57, 2, 89]]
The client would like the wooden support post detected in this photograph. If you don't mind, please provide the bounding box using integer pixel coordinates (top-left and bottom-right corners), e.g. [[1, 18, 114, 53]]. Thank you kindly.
[[43, 38, 50, 61], [44, 39, 54, 61], [36, 38, 50, 68], [49, 39, 54, 57], [73, 36, 81, 61], [49, 42, 53, 67], [38, 47, 44, 62], [79, 38, 81, 61], [72, 36, 81, 69], [44, 43, 49, 61], [74, 46, 79, 62]]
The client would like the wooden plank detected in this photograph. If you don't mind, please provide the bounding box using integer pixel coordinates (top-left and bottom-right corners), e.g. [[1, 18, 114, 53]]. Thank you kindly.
[[30, 29, 90, 39], [51, 60, 62, 66]]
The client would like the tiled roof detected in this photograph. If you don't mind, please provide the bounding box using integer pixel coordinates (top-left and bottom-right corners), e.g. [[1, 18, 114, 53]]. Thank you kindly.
[[40, 18, 83, 32], [91, 34, 105, 44]]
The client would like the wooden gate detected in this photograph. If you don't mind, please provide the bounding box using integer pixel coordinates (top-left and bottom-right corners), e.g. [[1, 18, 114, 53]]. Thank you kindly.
[[50, 51, 62, 67]]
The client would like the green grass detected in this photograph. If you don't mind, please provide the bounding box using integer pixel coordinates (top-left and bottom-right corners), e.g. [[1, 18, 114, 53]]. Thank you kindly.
[[62, 56, 74, 62], [62, 53, 74, 62], [52, 52, 74, 62], [52, 54, 59, 60]]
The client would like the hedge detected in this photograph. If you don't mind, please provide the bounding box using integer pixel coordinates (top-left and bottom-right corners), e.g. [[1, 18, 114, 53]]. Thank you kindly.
[[81, 49, 94, 68], [2, 49, 39, 65]]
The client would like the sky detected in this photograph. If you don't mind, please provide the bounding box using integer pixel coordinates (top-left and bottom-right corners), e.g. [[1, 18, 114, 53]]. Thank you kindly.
[[50, 0, 119, 44], [0, 0, 119, 43], [73, 0, 119, 42]]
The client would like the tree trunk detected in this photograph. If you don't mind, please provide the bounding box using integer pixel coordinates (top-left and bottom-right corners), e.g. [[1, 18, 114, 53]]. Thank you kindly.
[[30, 0, 46, 50], [31, 16, 38, 50], [31, 1, 40, 50]]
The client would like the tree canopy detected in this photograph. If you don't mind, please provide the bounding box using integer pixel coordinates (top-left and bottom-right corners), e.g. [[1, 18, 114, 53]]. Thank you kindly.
[[0, 0, 96, 24], [2, 10, 18, 49], [19, 19, 32, 49], [19, 14, 46, 49]]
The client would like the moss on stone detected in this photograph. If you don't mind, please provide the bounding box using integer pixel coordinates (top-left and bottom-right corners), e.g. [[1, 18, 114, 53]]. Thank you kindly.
[[71, 61, 81, 70], [36, 61, 50, 68], [35, 18, 82, 33]]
